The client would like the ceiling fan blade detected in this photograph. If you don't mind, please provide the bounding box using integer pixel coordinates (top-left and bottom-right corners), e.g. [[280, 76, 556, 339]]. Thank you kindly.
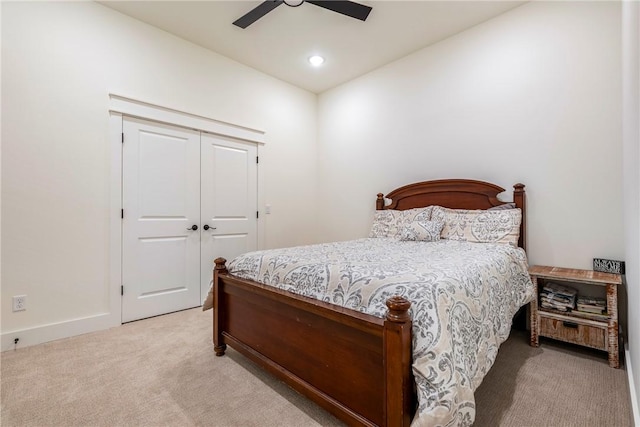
[[233, 0, 284, 29], [306, 1, 372, 22]]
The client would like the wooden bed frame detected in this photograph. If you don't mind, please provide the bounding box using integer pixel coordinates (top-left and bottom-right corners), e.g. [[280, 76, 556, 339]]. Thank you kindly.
[[213, 179, 526, 426]]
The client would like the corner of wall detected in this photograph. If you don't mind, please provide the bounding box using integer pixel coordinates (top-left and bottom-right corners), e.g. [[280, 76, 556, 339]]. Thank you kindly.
[[622, 0, 640, 423], [626, 343, 640, 425]]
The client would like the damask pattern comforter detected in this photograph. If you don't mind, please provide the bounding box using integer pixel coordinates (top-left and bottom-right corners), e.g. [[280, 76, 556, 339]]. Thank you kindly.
[[228, 238, 534, 427]]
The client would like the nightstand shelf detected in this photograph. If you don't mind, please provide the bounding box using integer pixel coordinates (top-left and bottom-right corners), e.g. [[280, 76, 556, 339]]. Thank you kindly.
[[529, 265, 621, 368]]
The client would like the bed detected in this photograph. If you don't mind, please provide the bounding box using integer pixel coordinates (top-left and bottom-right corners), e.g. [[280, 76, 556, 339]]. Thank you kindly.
[[211, 179, 533, 427]]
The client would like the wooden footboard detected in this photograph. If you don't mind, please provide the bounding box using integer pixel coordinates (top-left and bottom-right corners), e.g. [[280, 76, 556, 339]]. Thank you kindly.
[[213, 258, 415, 427]]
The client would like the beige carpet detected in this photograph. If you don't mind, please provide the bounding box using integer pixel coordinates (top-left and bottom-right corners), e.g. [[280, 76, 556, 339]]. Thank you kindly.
[[474, 331, 632, 426], [0, 308, 632, 426]]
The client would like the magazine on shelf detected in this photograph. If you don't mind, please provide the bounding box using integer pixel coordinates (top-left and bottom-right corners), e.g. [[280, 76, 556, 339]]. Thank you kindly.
[[578, 296, 606, 306], [575, 295, 606, 314], [540, 281, 577, 310]]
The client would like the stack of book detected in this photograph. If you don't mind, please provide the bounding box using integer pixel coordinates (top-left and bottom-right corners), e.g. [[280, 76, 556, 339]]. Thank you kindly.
[[576, 296, 606, 314], [540, 282, 577, 311]]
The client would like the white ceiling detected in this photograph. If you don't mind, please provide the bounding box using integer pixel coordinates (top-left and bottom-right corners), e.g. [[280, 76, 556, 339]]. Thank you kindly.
[[100, 1, 525, 94]]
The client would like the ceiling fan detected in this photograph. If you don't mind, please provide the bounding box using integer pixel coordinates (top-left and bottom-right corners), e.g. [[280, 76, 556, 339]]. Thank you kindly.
[[233, 0, 373, 29]]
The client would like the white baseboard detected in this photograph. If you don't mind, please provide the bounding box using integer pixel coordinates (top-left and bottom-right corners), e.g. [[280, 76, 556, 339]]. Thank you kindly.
[[1, 312, 119, 352], [626, 343, 640, 426]]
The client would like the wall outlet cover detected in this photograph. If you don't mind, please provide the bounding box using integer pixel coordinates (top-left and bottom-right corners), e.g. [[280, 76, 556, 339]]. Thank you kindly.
[[593, 258, 625, 275], [12, 295, 26, 312]]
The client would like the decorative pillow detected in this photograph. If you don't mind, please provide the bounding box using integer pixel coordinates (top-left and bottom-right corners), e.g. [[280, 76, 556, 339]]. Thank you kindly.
[[400, 220, 443, 242], [369, 210, 404, 238], [431, 206, 521, 246], [487, 202, 517, 211], [401, 206, 434, 224]]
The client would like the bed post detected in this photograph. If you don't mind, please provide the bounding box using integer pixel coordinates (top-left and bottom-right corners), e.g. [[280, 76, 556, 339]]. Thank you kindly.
[[213, 257, 228, 356], [513, 183, 526, 250], [383, 296, 413, 427], [376, 193, 385, 210]]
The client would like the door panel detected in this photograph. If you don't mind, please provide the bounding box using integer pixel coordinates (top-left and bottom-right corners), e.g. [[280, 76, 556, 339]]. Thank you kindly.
[[122, 117, 201, 323], [138, 132, 190, 217], [200, 134, 257, 299], [137, 236, 188, 296]]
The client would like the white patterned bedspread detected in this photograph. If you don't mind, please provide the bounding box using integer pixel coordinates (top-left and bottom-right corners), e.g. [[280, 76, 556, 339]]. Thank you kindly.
[[227, 238, 534, 427]]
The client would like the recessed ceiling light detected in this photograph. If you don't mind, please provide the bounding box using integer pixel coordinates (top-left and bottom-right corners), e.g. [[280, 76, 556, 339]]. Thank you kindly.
[[308, 55, 325, 67]]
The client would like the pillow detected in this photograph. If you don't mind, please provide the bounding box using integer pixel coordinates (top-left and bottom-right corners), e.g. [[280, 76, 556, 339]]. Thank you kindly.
[[431, 206, 521, 246], [400, 220, 443, 242], [370, 207, 434, 238], [402, 206, 434, 223], [487, 202, 517, 211], [369, 210, 404, 238]]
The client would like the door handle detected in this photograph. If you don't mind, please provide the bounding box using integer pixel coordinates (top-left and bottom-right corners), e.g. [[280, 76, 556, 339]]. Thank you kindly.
[[203, 225, 216, 231], [187, 225, 198, 231]]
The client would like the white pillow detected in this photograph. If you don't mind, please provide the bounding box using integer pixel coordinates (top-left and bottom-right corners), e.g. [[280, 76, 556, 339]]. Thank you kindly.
[[401, 206, 433, 224], [487, 202, 517, 211], [369, 210, 404, 238], [431, 206, 521, 246], [400, 220, 443, 242]]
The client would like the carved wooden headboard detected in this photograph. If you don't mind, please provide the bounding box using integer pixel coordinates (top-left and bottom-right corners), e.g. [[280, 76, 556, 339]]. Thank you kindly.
[[376, 179, 526, 250]]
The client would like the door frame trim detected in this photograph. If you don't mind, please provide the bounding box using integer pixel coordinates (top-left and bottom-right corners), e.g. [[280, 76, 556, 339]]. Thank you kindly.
[[109, 94, 266, 144], [109, 94, 265, 324]]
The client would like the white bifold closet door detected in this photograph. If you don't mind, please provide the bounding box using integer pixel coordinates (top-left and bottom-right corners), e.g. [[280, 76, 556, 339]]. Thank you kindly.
[[200, 133, 258, 300], [122, 117, 257, 323]]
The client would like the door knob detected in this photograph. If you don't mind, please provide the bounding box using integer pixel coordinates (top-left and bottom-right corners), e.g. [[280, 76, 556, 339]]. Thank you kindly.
[[187, 225, 198, 231], [203, 225, 217, 231]]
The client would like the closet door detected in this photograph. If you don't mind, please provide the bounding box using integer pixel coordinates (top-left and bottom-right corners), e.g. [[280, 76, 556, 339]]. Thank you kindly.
[[122, 117, 201, 322], [200, 134, 258, 299]]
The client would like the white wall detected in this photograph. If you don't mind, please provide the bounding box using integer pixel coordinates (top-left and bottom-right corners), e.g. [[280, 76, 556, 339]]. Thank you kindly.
[[1, 2, 318, 344], [317, 1, 623, 271], [0, 0, 630, 361], [622, 0, 640, 421]]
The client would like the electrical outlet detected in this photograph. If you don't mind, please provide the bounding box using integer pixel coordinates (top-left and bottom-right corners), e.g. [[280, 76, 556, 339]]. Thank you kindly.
[[12, 295, 26, 312]]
